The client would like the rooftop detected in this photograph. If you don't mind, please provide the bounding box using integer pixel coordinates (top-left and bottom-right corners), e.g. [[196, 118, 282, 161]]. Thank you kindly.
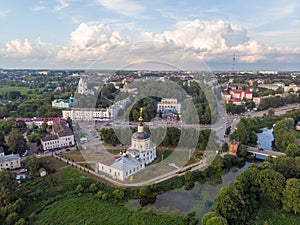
[[110, 156, 141, 171], [0, 154, 20, 163], [41, 135, 58, 142]]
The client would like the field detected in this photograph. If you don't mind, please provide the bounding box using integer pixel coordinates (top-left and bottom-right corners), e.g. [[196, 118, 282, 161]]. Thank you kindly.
[[0, 85, 41, 95], [38, 156, 68, 170], [61, 150, 86, 162], [247, 203, 300, 225], [23, 166, 194, 225], [33, 194, 192, 225], [258, 117, 281, 129]]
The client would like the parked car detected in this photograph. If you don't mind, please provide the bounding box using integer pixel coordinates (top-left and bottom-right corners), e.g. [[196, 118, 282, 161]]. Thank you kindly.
[[20, 168, 28, 173], [22, 150, 28, 157]]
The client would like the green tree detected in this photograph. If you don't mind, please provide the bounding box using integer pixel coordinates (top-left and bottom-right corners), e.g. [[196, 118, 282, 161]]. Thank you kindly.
[[139, 185, 151, 198], [236, 121, 249, 144], [184, 171, 194, 190], [25, 155, 38, 175], [213, 182, 250, 225], [66, 117, 73, 130], [0, 169, 17, 205], [41, 121, 48, 133], [273, 118, 296, 151], [0, 106, 9, 118], [237, 145, 248, 158], [225, 126, 231, 136], [236, 164, 260, 207], [282, 178, 300, 214], [258, 169, 285, 207], [101, 193, 108, 200], [15, 218, 26, 225], [286, 143, 300, 158], [5, 212, 18, 225], [0, 170, 23, 224], [75, 184, 84, 193], [112, 189, 125, 201], [89, 183, 98, 193], [267, 108, 275, 117], [96, 190, 103, 199], [202, 211, 218, 225], [209, 155, 224, 171], [7, 128, 27, 154], [272, 156, 298, 179], [206, 217, 228, 225], [0, 131, 4, 146], [221, 143, 228, 152]]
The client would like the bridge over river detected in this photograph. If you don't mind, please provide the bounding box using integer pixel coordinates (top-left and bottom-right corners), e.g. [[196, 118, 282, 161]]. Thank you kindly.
[[246, 146, 286, 158]]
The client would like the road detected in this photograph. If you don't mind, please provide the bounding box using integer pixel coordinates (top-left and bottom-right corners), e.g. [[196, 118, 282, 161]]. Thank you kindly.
[[228, 103, 300, 133]]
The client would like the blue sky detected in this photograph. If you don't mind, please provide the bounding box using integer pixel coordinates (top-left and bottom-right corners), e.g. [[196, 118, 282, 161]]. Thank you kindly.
[[0, 0, 299, 70]]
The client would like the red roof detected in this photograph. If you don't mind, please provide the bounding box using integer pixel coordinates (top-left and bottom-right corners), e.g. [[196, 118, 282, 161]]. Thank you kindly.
[[231, 89, 243, 93], [39, 168, 46, 173], [230, 98, 241, 102]]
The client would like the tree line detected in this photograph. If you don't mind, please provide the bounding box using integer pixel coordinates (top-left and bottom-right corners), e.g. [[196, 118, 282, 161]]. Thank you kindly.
[[99, 127, 217, 150], [202, 154, 300, 225]]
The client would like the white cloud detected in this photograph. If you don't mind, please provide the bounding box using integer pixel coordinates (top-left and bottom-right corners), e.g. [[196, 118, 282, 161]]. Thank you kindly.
[[1, 39, 32, 58], [1, 38, 58, 62], [0, 10, 9, 18], [97, 0, 145, 17], [57, 23, 128, 62], [54, 0, 70, 11], [139, 19, 300, 64], [1, 19, 299, 69], [32, 6, 46, 11]]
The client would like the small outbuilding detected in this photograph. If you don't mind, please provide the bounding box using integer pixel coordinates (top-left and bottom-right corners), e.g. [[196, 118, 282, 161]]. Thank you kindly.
[[39, 168, 47, 177]]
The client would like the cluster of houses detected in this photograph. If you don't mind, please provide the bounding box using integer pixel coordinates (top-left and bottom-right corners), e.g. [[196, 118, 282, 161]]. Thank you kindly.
[[222, 90, 253, 105], [15, 117, 62, 128]]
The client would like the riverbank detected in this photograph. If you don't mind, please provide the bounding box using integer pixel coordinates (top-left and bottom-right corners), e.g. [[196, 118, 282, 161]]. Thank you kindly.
[[124, 162, 251, 220]]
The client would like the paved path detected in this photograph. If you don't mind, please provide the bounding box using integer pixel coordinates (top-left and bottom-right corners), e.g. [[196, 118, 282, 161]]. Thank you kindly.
[[53, 153, 208, 187]]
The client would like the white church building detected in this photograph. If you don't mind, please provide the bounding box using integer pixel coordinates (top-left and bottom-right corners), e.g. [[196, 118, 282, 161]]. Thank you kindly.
[[77, 76, 94, 95], [97, 109, 156, 181]]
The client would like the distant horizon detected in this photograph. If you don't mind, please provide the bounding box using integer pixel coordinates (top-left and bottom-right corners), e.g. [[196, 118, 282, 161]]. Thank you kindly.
[[1, 67, 300, 73]]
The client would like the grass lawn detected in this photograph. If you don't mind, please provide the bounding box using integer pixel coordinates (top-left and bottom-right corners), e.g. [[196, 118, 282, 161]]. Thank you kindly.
[[293, 130, 300, 139], [247, 203, 300, 225], [22, 167, 193, 225], [0, 85, 41, 95], [38, 156, 68, 170], [34, 194, 190, 225], [153, 148, 173, 164], [258, 117, 281, 129], [61, 150, 86, 162]]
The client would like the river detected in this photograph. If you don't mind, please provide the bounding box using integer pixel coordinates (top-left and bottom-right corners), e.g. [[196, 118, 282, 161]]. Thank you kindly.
[[256, 127, 274, 159], [124, 162, 251, 221]]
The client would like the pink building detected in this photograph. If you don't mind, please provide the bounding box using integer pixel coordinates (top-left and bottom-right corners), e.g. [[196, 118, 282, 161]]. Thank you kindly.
[[229, 90, 252, 100]]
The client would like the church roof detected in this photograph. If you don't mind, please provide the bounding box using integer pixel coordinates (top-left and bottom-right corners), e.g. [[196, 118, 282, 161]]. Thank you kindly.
[[110, 156, 141, 171]]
